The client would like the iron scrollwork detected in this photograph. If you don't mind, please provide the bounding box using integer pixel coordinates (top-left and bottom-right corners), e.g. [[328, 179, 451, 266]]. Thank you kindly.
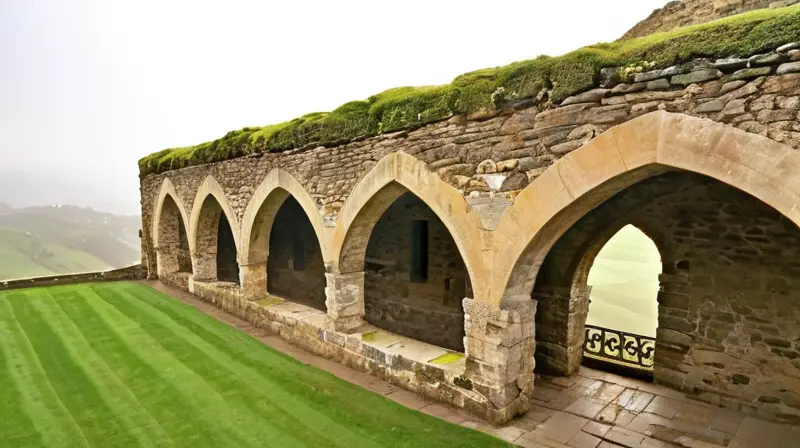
[[583, 324, 655, 370]]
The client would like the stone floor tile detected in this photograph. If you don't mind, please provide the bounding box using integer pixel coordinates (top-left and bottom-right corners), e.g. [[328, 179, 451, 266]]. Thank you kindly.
[[518, 431, 572, 448], [568, 431, 601, 448], [781, 424, 800, 448], [384, 389, 430, 410], [533, 384, 569, 403], [606, 426, 646, 447], [419, 403, 470, 424], [627, 412, 731, 446], [644, 396, 683, 419], [583, 420, 613, 438], [728, 438, 759, 448], [710, 408, 745, 435], [598, 403, 637, 426], [548, 375, 582, 388], [533, 411, 590, 444], [636, 382, 689, 401], [512, 404, 558, 430], [585, 382, 626, 404], [736, 417, 786, 447], [674, 402, 716, 426], [565, 397, 607, 419], [615, 388, 656, 413], [484, 425, 527, 443]]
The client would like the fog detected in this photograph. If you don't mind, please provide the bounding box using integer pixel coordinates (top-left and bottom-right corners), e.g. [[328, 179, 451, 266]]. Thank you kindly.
[[0, 0, 665, 216]]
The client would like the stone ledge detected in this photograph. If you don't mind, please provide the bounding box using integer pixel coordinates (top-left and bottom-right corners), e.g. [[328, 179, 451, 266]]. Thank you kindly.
[[182, 280, 523, 423]]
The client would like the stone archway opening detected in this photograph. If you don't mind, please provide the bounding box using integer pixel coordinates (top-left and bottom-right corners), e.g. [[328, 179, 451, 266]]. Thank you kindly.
[[156, 195, 192, 278], [581, 224, 661, 376], [363, 191, 469, 352], [529, 170, 800, 417], [266, 196, 327, 310], [194, 196, 239, 284]]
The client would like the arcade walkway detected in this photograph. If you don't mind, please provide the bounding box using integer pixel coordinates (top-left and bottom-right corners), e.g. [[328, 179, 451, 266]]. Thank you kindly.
[[147, 281, 799, 448]]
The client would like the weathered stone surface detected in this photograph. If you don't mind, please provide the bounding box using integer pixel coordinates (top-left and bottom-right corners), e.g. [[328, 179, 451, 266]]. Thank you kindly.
[[561, 89, 609, 105], [729, 66, 773, 81], [777, 62, 800, 75], [671, 69, 722, 86], [647, 79, 671, 91], [750, 53, 788, 66], [714, 57, 750, 71]]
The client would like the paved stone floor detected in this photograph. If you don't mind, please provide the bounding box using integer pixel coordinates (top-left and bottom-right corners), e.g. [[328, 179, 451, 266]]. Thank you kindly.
[[147, 281, 798, 447]]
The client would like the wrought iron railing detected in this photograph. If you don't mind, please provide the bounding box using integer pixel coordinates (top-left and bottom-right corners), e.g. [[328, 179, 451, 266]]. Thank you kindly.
[[583, 324, 655, 371]]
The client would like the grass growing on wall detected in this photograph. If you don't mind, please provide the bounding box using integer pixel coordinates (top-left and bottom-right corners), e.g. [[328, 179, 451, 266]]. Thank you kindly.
[[139, 4, 800, 176], [0, 282, 508, 448]]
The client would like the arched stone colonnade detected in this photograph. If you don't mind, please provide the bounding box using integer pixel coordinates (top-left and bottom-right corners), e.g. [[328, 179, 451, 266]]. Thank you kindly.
[[148, 111, 800, 423]]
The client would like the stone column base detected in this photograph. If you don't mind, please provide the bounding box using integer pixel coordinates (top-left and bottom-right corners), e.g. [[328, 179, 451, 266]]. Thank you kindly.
[[532, 286, 589, 375], [239, 261, 267, 300], [463, 298, 536, 424], [325, 271, 365, 332]]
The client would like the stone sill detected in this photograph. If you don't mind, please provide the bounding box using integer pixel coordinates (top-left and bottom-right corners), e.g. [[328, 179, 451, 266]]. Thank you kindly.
[[252, 292, 467, 374]]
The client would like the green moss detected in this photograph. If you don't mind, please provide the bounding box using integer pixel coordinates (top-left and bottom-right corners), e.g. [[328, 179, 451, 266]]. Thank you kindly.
[[428, 352, 465, 365], [361, 331, 378, 342], [139, 5, 800, 176]]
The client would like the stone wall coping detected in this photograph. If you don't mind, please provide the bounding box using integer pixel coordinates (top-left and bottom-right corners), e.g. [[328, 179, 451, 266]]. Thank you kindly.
[[0, 264, 145, 291]]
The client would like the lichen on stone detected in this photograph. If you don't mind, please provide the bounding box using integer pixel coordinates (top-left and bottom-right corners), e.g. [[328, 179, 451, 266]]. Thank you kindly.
[[139, 4, 800, 177]]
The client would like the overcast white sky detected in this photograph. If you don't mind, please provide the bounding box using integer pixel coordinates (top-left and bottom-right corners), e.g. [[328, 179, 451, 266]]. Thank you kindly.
[[0, 0, 665, 215]]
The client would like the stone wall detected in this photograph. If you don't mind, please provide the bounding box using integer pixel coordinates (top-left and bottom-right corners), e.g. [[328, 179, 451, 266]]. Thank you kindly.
[[622, 0, 799, 40], [267, 197, 327, 310], [533, 172, 800, 422], [140, 44, 800, 253], [0, 264, 145, 291], [364, 193, 467, 351]]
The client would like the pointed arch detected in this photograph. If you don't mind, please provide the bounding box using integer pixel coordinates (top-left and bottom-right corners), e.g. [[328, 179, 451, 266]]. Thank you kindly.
[[151, 178, 192, 277], [239, 169, 331, 265], [151, 177, 190, 249], [495, 110, 800, 305], [332, 151, 485, 291], [189, 175, 241, 254], [189, 176, 241, 282]]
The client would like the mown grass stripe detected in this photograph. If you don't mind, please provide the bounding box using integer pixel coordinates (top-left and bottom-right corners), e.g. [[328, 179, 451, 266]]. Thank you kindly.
[[118, 284, 445, 438], [61, 285, 265, 448], [33, 287, 169, 447], [106, 283, 504, 447], [6, 292, 141, 447], [0, 298, 50, 447], [97, 291, 379, 447], [102, 284, 384, 448], [0, 295, 89, 448], [89, 284, 315, 447]]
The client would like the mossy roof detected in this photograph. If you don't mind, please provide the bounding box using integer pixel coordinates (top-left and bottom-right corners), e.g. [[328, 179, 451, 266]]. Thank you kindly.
[[139, 4, 800, 177]]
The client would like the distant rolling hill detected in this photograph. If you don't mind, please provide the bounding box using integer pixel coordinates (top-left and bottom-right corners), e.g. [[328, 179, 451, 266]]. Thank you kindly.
[[0, 203, 141, 281]]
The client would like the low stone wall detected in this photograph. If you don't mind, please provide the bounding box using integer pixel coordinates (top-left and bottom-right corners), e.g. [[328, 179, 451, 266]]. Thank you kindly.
[[184, 279, 512, 422], [0, 265, 145, 291], [364, 297, 464, 352]]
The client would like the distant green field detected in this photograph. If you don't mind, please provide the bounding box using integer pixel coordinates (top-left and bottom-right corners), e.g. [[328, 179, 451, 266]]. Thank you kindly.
[[0, 228, 112, 280], [585, 225, 660, 337], [0, 282, 506, 448]]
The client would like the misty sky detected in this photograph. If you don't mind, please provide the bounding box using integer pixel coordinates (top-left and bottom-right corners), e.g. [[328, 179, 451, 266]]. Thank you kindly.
[[0, 0, 665, 215]]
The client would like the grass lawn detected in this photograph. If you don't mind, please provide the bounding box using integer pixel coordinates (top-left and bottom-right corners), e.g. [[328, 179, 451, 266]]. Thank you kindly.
[[0, 282, 507, 448]]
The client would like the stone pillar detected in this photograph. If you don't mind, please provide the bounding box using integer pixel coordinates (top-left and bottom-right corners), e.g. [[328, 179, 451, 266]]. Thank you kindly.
[[532, 285, 590, 375], [239, 261, 267, 300], [463, 298, 535, 424], [192, 253, 216, 282], [654, 272, 693, 388], [325, 271, 365, 332]]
